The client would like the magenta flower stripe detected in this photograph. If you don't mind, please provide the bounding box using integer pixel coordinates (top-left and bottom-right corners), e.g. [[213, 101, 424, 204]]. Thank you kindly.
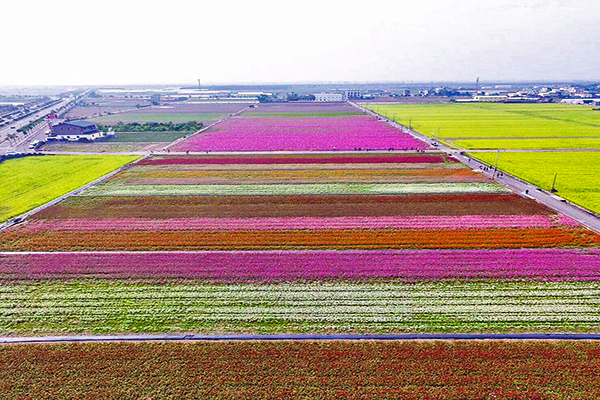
[[1, 249, 599, 282], [171, 116, 428, 151]]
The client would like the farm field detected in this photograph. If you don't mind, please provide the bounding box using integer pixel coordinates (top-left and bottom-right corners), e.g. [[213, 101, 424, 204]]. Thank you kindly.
[[472, 151, 600, 214], [39, 131, 189, 153], [1, 151, 599, 334], [244, 102, 361, 117], [88, 112, 225, 125], [171, 115, 428, 151], [3, 341, 600, 399], [138, 102, 249, 114], [83, 101, 249, 125], [364, 103, 600, 149], [39, 142, 166, 153], [0, 155, 139, 223], [453, 137, 600, 150], [101, 131, 190, 143], [64, 98, 152, 119], [2, 281, 600, 334]]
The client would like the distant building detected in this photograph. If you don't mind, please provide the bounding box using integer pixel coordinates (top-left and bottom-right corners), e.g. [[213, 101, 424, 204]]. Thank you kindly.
[[235, 91, 272, 99], [51, 120, 103, 141], [561, 98, 600, 106], [314, 93, 344, 102], [150, 94, 161, 105], [473, 95, 509, 102], [344, 89, 362, 100]]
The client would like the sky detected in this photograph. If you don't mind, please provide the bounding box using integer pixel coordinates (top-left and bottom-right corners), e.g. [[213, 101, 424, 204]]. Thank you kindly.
[[1, 0, 599, 86]]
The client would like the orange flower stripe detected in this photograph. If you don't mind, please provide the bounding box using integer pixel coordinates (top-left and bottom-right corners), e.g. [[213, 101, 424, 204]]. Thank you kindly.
[[1, 228, 598, 251]]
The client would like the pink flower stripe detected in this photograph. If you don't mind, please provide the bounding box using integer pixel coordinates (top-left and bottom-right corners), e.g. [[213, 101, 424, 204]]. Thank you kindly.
[[138, 155, 445, 165], [1, 249, 599, 282], [23, 215, 580, 231], [170, 116, 429, 151]]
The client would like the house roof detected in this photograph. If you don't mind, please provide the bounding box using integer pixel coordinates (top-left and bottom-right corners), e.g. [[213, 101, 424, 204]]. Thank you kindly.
[[63, 120, 97, 128]]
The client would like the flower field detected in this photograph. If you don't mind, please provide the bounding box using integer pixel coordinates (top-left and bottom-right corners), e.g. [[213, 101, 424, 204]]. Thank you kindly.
[[0, 104, 599, 339], [0, 147, 599, 336], [4, 154, 598, 253], [3, 341, 600, 399], [139, 153, 447, 164], [170, 115, 428, 151], [2, 281, 600, 334], [1, 249, 598, 282]]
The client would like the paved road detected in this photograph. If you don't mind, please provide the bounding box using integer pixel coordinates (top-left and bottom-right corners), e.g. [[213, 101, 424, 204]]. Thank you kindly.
[[351, 102, 600, 233], [0, 94, 86, 156], [2, 333, 600, 344]]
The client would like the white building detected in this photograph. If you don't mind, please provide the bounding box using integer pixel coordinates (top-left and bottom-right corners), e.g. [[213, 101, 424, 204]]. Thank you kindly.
[[561, 98, 600, 106], [473, 95, 508, 102], [314, 93, 344, 102]]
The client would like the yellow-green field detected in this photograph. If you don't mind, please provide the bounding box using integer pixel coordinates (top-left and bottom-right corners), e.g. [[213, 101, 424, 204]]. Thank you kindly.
[[365, 103, 600, 149], [471, 151, 600, 214], [0, 155, 139, 222], [453, 138, 600, 150]]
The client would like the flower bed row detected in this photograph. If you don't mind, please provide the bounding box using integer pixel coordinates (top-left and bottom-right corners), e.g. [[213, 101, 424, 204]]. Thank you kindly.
[[114, 167, 489, 185], [2, 281, 600, 334], [138, 154, 447, 165], [1, 228, 597, 251], [3, 341, 599, 399], [33, 193, 553, 220], [170, 116, 429, 151], [1, 249, 598, 282], [20, 215, 580, 232], [82, 182, 509, 196]]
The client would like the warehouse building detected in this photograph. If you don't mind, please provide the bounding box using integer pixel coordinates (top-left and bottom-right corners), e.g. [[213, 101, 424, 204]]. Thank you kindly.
[[314, 93, 344, 102], [50, 120, 103, 141]]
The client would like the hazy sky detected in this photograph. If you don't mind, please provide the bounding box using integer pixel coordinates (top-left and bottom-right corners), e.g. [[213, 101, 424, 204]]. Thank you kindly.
[[2, 0, 599, 85]]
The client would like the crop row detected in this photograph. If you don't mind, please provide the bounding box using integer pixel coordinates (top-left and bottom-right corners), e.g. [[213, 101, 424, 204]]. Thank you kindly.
[[19, 215, 580, 232], [170, 116, 429, 151], [33, 194, 553, 219], [138, 153, 448, 165], [1, 281, 600, 334], [4, 341, 599, 399], [81, 182, 509, 196], [1, 249, 598, 282], [1, 228, 597, 251], [113, 167, 489, 185]]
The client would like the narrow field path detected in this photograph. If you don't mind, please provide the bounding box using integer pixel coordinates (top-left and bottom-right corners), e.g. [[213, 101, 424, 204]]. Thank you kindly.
[[3, 333, 600, 344]]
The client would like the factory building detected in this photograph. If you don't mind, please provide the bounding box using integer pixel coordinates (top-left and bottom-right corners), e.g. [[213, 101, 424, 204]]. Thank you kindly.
[[314, 93, 344, 102]]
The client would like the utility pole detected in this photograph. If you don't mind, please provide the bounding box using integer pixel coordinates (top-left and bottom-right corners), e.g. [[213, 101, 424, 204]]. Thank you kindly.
[[493, 149, 501, 177], [551, 173, 558, 192]]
